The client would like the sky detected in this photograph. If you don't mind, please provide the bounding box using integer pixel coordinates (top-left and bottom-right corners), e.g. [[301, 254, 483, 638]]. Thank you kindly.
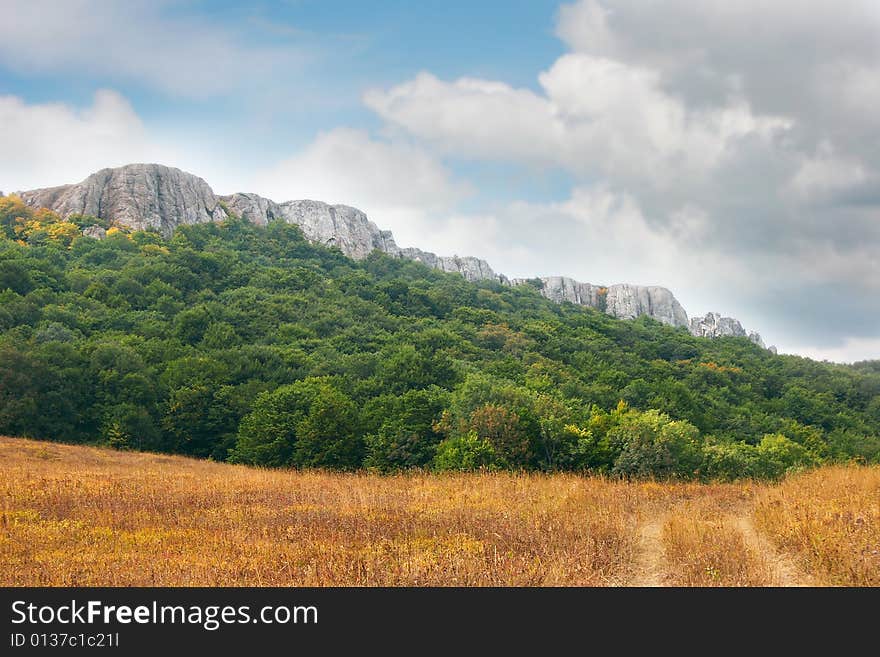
[[1, 0, 878, 363]]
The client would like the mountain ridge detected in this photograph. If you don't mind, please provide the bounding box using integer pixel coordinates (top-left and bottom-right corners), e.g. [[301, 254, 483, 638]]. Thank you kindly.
[[15, 162, 770, 347]]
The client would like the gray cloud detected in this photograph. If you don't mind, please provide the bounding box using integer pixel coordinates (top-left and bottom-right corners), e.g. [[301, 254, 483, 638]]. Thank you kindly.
[[359, 0, 880, 360]]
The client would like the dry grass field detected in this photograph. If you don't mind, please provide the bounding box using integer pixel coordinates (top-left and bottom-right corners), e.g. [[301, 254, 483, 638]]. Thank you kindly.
[[0, 437, 876, 586]]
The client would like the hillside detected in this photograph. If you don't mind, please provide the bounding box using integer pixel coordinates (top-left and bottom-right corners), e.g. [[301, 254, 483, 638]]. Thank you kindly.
[[0, 200, 879, 477], [1, 437, 877, 586], [14, 163, 763, 340]]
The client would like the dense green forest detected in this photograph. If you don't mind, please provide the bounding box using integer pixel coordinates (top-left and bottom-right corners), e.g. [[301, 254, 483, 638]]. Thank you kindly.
[[1, 194, 879, 479]]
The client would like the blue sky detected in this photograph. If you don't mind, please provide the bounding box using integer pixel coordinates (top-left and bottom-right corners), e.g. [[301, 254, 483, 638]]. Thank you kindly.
[[2, 0, 879, 362], [0, 1, 564, 167]]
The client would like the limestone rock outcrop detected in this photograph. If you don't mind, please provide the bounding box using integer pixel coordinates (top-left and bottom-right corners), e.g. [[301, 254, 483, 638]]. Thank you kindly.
[[19, 164, 228, 237], [221, 192, 499, 281], [748, 332, 767, 349], [275, 200, 398, 260], [515, 276, 602, 307], [224, 193, 394, 259], [222, 192, 278, 226], [508, 277, 688, 328], [689, 312, 768, 349], [605, 284, 689, 327], [689, 312, 748, 339], [398, 248, 506, 283]]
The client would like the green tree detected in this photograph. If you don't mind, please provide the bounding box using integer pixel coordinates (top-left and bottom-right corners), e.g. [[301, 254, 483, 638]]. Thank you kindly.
[[610, 409, 703, 479], [433, 432, 497, 471], [231, 378, 362, 468]]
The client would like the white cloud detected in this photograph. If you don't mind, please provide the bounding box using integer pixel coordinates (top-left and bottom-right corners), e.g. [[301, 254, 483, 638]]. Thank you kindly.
[[364, 72, 562, 164], [0, 90, 254, 198], [781, 337, 880, 365], [0, 90, 172, 193], [787, 142, 870, 202], [0, 0, 305, 97], [250, 128, 471, 250], [365, 56, 788, 186]]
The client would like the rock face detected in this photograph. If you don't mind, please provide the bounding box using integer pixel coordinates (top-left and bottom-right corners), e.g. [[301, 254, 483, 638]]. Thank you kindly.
[[18, 163, 772, 346], [19, 164, 228, 237], [225, 193, 392, 259], [748, 332, 767, 349], [222, 192, 277, 227], [397, 248, 505, 283], [277, 200, 396, 260], [519, 276, 602, 307], [221, 192, 501, 281], [606, 284, 689, 327], [689, 312, 768, 349], [689, 312, 747, 339], [508, 277, 688, 328]]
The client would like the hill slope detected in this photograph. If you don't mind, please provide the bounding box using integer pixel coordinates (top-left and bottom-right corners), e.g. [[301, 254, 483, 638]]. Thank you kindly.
[[0, 210, 877, 476], [14, 163, 762, 338]]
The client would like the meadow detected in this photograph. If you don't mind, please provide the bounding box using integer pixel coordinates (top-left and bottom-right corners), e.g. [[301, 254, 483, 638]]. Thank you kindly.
[[1, 436, 876, 586]]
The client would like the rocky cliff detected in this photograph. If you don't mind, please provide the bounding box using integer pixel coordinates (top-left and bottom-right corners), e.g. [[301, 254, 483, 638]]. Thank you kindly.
[[509, 277, 689, 328], [221, 191, 502, 281], [19, 164, 229, 235], [16, 163, 770, 344], [689, 312, 773, 351]]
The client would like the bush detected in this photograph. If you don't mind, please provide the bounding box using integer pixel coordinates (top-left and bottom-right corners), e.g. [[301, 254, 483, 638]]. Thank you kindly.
[[433, 432, 497, 471], [610, 410, 703, 479], [700, 440, 763, 481], [754, 433, 816, 479]]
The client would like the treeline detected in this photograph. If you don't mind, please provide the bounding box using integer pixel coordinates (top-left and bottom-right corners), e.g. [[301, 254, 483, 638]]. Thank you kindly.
[[1, 194, 879, 479]]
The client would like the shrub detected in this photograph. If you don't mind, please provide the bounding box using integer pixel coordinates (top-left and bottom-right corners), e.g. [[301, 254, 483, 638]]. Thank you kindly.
[[754, 433, 816, 479], [610, 410, 703, 479], [700, 440, 763, 481], [433, 432, 497, 471]]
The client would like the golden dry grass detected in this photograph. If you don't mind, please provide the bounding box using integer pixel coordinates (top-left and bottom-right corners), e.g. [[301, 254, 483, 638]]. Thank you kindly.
[[754, 466, 880, 586], [0, 437, 644, 586], [661, 506, 777, 586], [0, 437, 876, 586]]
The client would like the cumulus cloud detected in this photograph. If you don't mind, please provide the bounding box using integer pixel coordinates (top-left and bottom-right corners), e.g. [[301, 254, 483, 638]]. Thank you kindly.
[[359, 0, 880, 361], [250, 128, 472, 250], [0, 90, 243, 195], [0, 90, 171, 193], [364, 73, 562, 165], [365, 56, 788, 185], [0, 0, 305, 97]]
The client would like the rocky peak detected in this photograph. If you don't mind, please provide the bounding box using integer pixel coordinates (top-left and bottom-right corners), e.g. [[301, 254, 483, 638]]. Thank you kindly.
[[689, 312, 770, 350], [516, 276, 602, 308], [18, 164, 228, 237], [605, 284, 689, 327], [689, 312, 747, 339], [221, 192, 500, 281], [222, 192, 278, 226], [509, 276, 689, 328], [397, 248, 506, 283]]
